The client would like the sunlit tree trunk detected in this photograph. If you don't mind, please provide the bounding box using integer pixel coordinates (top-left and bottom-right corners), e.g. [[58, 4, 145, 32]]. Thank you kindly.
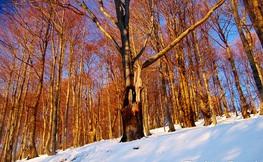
[[52, 15, 65, 155], [243, 0, 263, 47], [193, 30, 217, 125], [163, 56, 181, 125], [159, 93, 166, 132], [0, 56, 15, 143], [88, 84, 96, 143], [3, 53, 25, 162], [210, 50, 231, 118], [243, 18, 263, 115], [204, 34, 231, 118], [28, 20, 50, 158], [13, 57, 32, 161], [143, 85, 150, 136], [193, 43, 212, 126], [231, 0, 263, 114], [19, 104, 29, 160], [215, 16, 250, 118], [62, 45, 73, 150], [158, 59, 175, 132], [10, 55, 30, 162], [45, 27, 57, 155], [107, 75, 113, 139], [41, 96, 47, 155], [76, 28, 85, 146]]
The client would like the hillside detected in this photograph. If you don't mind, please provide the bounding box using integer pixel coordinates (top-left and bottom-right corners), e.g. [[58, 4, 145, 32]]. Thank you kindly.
[[18, 114, 263, 162]]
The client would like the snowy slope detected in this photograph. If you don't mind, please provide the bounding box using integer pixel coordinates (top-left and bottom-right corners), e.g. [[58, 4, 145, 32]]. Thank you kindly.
[[18, 114, 263, 162]]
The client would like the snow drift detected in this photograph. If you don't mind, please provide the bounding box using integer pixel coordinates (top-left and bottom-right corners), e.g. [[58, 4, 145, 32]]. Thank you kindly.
[[18, 113, 263, 162]]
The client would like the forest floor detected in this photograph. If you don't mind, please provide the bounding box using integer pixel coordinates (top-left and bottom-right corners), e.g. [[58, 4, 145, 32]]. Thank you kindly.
[[18, 112, 263, 162]]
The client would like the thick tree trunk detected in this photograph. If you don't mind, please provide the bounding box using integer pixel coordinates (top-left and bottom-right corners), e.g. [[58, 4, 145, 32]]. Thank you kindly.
[[121, 87, 144, 142], [232, 0, 263, 114]]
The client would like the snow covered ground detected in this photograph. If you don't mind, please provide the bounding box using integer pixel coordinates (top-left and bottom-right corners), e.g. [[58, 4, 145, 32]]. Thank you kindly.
[[18, 113, 263, 162]]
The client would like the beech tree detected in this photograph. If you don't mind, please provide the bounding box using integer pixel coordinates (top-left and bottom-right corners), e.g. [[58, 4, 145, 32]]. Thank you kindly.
[[63, 0, 227, 142], [231, 0, 263, 114], [2, 0, 263, 161]]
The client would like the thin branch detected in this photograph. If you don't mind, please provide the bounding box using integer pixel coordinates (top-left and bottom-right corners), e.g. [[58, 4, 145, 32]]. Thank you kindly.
[[200, 28, 226, 49], [132, 0, 154, 63], [99, 0, 118, 27], [142, 0, 226, 69], [73, 0, 121, 53]]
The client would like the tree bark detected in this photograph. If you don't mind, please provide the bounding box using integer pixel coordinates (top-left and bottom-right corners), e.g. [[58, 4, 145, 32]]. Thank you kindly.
[[13, 57, 32, 161], [62, 44, 73, 150], [143, 86, 150, 136], [27, 20, 50, 159], [3, 54, 24, 162], [107, 76, 113, 139], [243, 0, 263, 47], [193, 41, 212, 126], [231, 0, 263, 111], [158, 59, 175, 132], [0, 56, 15, 143]]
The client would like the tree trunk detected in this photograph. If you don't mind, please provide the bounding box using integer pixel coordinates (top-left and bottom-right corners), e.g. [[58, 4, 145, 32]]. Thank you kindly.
[[158, 59, 175, 132], [193, 42, 212, 126], [27, 20, 51, 159], [243, 0, 263, 47], [231, 0, 263, 112], [62, 45, 73, 150], [0, 56, 15, 143], [121, 91, 144, 142], [18, 105, 29, 160], [28, 48, 46, 159], [227, 44, 250, 118], [13, 58, 31, 161], [52, 26, 65, 155], [143, 86, 150, 136], [159, 93, 166, 132], [10, 55, 30, 162], [193, 30, 217, 125], [3, 54, 24, 162]]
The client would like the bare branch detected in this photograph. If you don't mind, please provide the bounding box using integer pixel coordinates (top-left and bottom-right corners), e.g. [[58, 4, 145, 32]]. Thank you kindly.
[[132, 0, 154, 63], [73, 0, 121, 53], [99, 0, 118, 27], [142, 0, 226, 69]]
